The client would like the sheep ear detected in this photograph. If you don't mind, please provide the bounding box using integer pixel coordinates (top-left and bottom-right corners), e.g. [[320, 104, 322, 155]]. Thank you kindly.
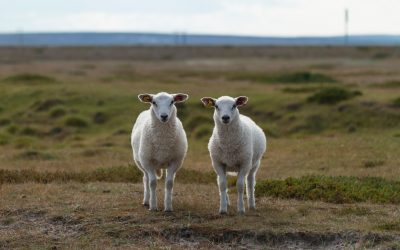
[[138, 94, 153, 103], [201, 97, 216, 108], [173, 93, 189, 103], [235, 96, 248, 107]]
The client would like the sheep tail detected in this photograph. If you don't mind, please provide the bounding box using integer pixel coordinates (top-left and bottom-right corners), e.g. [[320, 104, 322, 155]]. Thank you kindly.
[[156, 169, 163, 179]]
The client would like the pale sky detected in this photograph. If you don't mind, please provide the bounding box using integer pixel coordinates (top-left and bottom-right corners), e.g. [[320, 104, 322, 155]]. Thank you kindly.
[[0, 0, 399, 36]]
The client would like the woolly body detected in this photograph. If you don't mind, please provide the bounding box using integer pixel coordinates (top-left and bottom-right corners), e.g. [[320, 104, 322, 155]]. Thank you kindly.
[[205, 96, 267, 214], [131, 92, 188, 211]]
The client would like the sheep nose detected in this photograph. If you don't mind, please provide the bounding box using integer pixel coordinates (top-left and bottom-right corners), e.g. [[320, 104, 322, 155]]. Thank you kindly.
[[222, 115, 230, 123], [161, 114, 168, 122]]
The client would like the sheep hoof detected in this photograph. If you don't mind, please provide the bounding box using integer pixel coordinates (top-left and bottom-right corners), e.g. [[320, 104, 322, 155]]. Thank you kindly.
[[143, 203, 149, 207], [149, 207, 159, 212], [219, 210, 228, 215], [164, 209, 173, 213], [249, 206, 256, 211], [238, 210, 245, 215]]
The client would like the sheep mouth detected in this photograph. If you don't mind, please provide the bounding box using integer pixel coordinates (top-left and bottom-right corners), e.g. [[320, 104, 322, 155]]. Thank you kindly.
[[222, 120, 230, 124]]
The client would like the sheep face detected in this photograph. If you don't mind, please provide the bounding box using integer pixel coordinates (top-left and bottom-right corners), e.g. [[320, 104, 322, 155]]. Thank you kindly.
[[201, 96, 248, 125], [139, 92, 188, 123]]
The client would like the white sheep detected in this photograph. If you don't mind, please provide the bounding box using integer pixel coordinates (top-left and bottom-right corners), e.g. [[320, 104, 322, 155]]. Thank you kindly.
[[201, 96, 267, 214], [131, 92, 189, 212]]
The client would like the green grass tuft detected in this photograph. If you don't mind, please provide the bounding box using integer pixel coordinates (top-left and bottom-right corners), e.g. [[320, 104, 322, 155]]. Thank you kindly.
[[64, 116, 89, 128], [184, 114, 212, 131], [256, 175, 400, 204], [307, 87, 362, 104], [49, 107, 67, 118], [231, 71, 336, 84], [0, 133, 9, 145], [272, 71, 336, 84], [281, 86, 322, 93], [92, 112, 108, 124], [19, 127, 40, 136], [16, 150, 55, 161], [376, 222, 400, 231], [193, 124, 212, 139], [392, 97, 400, 108], [0, 118, 11, 126], [0, 165, 215, 184], [4, 167, 400, 205], [6, 125, 19, 134], [2, 73, 57, 84], [374, 81, 400, 88], [33, 99, 64, 112], [363, 160, 385, 168], [0, 165, 140, 184]]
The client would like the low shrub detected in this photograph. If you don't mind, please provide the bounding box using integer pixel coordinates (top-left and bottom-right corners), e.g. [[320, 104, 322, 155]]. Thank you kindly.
[[377, 81, 400, 88], [193, 124, 212, 139], [16, 150, 55, 160], [184, 114, 212, 131], [2, 73, 57, 84], [363, 160, 385, 168], [282, 86, 321, 93], [272, 71, 336, 84], [19, 127, 40, 136], [93, 112, 108, 124], [0, 165, 215, 184], [6, 125, 19, 134], [231, 71, 336, 84], [307, 87, 362, 104], [256, 175, 400, 204], [392, 97, 400, 108], [50, 107, 67, 118], [0, 118, 11, 126], [64, 116, 89, 128], [0, 133, 9, 145], [33, 99, 64, 112]]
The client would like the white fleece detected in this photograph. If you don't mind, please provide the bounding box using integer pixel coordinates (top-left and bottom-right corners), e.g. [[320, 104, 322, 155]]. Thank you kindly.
[[206, 96, 267, 214], [131, 92, 188, 212]]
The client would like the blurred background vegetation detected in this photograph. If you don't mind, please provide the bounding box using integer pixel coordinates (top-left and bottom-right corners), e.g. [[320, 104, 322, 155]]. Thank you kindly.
[[0, 46, 399, 180]]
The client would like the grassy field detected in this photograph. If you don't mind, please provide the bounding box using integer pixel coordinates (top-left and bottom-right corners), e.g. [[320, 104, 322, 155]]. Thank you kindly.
[[0, 46, 400, 248]]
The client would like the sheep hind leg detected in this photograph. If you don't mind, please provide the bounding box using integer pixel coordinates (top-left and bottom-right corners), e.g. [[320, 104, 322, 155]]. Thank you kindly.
[[246, 165, 258, 210], [226, 186, 230, 207], [236, 168, 248, 215], [134, 158, 149, 207]]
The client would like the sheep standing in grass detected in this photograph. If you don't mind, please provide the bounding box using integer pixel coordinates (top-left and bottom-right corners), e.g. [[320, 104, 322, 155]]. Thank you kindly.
[[131, 92, 189, 212], [201, 96, 267, 214]]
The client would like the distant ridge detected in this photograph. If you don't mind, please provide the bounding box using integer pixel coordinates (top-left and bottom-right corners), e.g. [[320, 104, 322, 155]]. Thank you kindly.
[[1, 32, 400, 46]]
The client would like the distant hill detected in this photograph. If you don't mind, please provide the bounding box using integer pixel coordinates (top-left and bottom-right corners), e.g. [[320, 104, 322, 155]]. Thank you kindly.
[[1, 32, 400, 46]]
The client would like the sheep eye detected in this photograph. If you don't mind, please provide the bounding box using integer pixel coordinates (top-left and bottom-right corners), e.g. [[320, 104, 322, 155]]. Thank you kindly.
[[215, 105, 219, 110], [232, 105, 236, 110], [170, 100, 174, 105], [152, 101, 157, 106]]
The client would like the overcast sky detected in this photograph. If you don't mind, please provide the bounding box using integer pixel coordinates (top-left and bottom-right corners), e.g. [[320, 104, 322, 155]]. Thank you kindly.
[[0, 0, 399, 36]]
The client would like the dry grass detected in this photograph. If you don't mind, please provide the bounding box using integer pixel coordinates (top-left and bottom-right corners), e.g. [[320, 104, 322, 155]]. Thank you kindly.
[[0, 46, 400, 248], [1, 182, 400, 249]]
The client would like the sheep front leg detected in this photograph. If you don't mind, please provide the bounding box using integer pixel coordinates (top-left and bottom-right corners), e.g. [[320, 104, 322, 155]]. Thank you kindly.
[[237, 167, 249, 214], [164, 167, 177, 212], [213, 161, 228, 214], [147, 169, 158, 211], [143, 172, 150, 207]]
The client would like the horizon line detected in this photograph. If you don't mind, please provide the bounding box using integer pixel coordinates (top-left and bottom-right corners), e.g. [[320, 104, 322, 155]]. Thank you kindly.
[[0, 31, 400, 38]]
